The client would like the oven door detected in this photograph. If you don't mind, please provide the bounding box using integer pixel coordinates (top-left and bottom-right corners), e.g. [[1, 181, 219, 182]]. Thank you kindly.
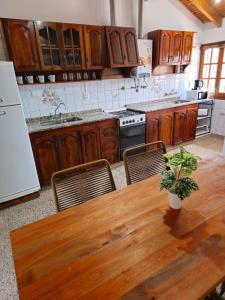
[[120, 123, 146, 159]]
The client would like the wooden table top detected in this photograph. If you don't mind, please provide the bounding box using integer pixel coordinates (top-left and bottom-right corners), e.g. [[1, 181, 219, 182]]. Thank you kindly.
[[11, 152, 225, 300]]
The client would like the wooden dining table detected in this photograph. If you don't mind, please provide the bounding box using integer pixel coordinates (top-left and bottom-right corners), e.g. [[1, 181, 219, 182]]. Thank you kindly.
[[11, 152, 225, 300]]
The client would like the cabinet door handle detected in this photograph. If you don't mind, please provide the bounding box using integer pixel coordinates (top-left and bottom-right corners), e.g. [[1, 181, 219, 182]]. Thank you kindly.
[[123, 53, 126, 61], [0, 111, 6, 116]]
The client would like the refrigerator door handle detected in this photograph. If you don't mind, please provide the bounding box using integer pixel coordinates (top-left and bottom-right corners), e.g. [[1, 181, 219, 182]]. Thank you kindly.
[[0, 111, 6, 116]]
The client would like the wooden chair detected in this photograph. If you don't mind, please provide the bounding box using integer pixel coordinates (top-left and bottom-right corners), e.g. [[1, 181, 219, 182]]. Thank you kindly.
[[123, 141, 167, 185], [51, 159, 116, 212]]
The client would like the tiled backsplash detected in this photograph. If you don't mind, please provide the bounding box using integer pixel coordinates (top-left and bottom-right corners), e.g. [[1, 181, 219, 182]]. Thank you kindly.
[[19, 72, 195, 118]]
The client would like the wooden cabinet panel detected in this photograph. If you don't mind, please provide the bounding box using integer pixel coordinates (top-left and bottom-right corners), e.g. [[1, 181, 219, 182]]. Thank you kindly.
[[57, 131, 83, 169], [35, 21, 62, 71], [83, 25, 106, 69], [170, 31, 183, 65], [30, 119, 119, 185], [81, 126, 101, 163], [100, 119, 119, 164], [146, 112, 160, 143], [185, 108, 197, 141], [159, 111, 174, 146], [60, 23, 85, 70], [148, 29, 194, 72], [173, 110, 186, 145], [106, 26, 125, 67], [123, 27, 139, 66], [159, 30, 172, 65], [31, 135, 59, 185], [106, 26, 139, 68], [3, 19, 40, 72], [182, 32, 194, 64]]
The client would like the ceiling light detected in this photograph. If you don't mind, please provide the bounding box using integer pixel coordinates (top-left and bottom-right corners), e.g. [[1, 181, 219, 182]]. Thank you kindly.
[[215, 0, 221, 3]]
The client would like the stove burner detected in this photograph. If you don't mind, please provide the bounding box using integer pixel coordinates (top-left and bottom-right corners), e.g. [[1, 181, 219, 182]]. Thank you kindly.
[[112, 110, 143, 118], [109, 109, 146, 127]]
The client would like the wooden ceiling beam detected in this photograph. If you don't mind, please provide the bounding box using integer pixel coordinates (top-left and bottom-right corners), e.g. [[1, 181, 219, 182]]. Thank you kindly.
[[182, 0, 222, 27]]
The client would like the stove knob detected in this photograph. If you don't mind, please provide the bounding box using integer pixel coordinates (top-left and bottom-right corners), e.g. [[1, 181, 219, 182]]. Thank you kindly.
[[140, 117, 143, 121], [132, 119, 135, 123], [122, 121, 125, 125], [126, 120, 129, 124], [129, 120, 132, 123]]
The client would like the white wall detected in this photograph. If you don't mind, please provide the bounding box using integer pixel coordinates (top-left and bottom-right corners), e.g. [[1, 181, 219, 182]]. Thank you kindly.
[[0, 0, 203, 36], [0, 0, 110, 25], [201, 19, 225, 44]]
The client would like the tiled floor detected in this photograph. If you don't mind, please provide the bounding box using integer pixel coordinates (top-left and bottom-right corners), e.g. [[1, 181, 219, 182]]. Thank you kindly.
[[0, 134, 224, 300]]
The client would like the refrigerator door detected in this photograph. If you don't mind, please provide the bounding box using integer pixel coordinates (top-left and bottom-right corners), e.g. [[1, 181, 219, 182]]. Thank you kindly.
[[0, 105, 40, 203], [0, 61, 22, 107]]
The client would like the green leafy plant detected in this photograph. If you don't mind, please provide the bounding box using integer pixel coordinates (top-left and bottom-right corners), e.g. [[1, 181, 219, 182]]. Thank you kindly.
[[160, 147, 201, 200]]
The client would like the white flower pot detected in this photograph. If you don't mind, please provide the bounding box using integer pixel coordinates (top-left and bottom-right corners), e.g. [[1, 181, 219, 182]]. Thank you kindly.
[[168, 192, 182, 209]]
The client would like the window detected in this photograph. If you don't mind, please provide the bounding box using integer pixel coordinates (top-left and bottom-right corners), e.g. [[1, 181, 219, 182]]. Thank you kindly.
[[200, 42, 225, 99]]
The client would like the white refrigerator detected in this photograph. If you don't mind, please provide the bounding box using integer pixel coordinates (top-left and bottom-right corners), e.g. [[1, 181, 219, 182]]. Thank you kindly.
[[0, 61, 40, 203]]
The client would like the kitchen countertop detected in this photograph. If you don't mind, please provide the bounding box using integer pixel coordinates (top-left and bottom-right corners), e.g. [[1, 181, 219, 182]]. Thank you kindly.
[[27, 109, 117, 133], [126, 98, 212, 113], [27, 99, 213, 133]]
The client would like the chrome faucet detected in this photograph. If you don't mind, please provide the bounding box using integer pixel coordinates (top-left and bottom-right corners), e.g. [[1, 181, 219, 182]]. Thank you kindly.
[[54, 102, 66, 116]]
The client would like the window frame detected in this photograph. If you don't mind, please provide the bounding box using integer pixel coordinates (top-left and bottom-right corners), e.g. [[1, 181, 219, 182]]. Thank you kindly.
[[199, 41, 225, 100]]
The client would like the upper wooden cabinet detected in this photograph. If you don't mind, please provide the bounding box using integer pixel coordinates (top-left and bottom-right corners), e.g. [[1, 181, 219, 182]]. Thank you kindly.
[[2, 18, 139, 74], [83, 25, 106, 69], [158, 30, 172, 65], [170, 31, 183, 64], [34, 21, 62, 70], [60, 23, 85, 70], [181, 31, 194, 64], [2, 19, 40, 72], [105, 26, 139, 67], [148, 29, 193, 71]]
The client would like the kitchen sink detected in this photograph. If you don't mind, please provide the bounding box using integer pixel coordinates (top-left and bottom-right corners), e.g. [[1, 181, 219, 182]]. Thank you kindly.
[[172, 99, 190, 104], [41, 116, 82, 126]]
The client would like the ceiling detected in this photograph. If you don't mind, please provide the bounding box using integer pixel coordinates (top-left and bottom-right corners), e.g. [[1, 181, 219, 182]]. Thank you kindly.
[[179, 0, 225, 27]]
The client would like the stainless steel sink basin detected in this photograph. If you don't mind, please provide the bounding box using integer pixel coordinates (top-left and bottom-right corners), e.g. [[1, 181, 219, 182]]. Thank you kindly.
[[172, 100, 190, 104], [41, 116, 82, 126]]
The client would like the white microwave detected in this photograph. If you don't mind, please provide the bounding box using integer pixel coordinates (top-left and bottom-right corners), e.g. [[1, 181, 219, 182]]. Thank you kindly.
[[186, 90, 208, 100]]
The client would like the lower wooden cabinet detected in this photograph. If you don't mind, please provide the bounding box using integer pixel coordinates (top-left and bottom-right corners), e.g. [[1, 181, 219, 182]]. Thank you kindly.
[[146, 112, 160, 144], [173, 110, 186, 145], [159, 110, 174, 146], [173, 106, 198, 145], [81, 126, 101, 163], [30, 134, 60, 185], [57, 130, 83, 169], [146, 104, 198, 147], [146, 110, 174, 146], [184, 108, 198, 141], [30, 119, 119, 185]]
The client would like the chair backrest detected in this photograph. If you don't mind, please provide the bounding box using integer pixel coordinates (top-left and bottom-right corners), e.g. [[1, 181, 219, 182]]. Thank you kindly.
[[123, 141, 167, 185], [51, 159, 116, 212]]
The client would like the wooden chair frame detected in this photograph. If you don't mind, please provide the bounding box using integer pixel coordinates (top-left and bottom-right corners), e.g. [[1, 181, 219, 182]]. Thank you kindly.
[[51, 159, 116, 212], [123, 141, 167, 185]]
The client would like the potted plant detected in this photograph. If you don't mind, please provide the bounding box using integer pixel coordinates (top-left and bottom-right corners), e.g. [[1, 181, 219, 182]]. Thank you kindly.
[[160, 147, 201, 209]]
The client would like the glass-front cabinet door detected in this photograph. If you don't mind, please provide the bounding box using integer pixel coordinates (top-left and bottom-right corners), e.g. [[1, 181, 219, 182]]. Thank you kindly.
[[35, 21, 62, 70], [61, 24, 85, 70]]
